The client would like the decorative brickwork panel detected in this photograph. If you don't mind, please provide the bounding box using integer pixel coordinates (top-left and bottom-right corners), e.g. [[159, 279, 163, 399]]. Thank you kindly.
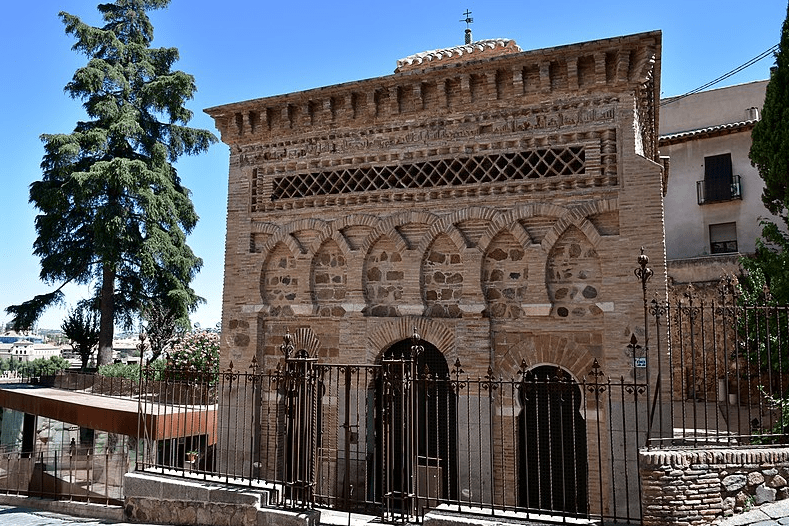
[[546, 227, 602, 319], [482, 232, 529, 318], [262, 243, 299, 317], [312, 240, 348, 317], [421, 234, 464, 318], [363, 236, 405, 317]]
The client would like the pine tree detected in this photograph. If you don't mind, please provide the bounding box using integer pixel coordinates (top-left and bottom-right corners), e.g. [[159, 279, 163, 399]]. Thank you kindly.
[[6, 0, 216, 365], [746, 2, 789, 303]]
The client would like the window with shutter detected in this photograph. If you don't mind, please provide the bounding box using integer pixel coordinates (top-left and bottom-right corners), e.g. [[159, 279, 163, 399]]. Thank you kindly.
[[709, 222, 738, 254], [704, 153, 733, 202]]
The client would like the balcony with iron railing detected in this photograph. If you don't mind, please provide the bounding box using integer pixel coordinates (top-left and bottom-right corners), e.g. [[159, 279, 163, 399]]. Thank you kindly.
[[697, 174, 742, 205]]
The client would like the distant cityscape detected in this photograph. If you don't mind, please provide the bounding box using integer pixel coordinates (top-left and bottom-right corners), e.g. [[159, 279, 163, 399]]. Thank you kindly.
[[0, 322, 219, 370], [0, 328, 145, 369]]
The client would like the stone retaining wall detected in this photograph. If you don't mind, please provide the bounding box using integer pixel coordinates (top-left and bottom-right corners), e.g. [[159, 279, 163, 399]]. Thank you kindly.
[[640, 447, 789, 525], [123, 472, 319, 526]]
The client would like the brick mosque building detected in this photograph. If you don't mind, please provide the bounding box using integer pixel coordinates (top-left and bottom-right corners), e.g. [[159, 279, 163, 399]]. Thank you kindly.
[[206, 30, 666, 519]]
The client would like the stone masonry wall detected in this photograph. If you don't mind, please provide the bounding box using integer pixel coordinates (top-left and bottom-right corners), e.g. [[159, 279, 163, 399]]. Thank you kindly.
[[640, 447, 789, 526], [124, 472, 319, 526]]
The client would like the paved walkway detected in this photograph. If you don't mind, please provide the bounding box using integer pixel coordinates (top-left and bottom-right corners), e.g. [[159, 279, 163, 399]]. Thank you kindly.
[[3, 499, 789, 526], [716, 500, 789, 526], [0, 505, 144, 526]]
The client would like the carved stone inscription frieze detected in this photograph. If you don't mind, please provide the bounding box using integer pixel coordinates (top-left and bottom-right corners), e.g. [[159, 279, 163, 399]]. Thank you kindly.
[[237, 98, 618, 167]]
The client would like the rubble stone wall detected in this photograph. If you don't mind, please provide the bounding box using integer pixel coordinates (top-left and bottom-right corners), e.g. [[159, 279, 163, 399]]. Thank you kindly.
[[640, 447, 789, 526]]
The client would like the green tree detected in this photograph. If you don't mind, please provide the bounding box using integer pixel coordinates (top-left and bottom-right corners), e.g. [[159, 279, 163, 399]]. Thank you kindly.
[[747, 1, 789, 303], [18, 356, 71, 379], [61, 303, 100, 370], [6, 0, 216, 365], [141, 294, 185, 362]]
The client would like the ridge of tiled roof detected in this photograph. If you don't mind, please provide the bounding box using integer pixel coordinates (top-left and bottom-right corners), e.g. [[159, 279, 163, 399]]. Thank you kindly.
[[659, 119, 757, 144], [395, 38, 522, 72]]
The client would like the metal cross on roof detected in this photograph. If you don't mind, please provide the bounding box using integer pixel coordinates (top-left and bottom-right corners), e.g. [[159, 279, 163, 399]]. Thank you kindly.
[[460, 9, 473, 28]]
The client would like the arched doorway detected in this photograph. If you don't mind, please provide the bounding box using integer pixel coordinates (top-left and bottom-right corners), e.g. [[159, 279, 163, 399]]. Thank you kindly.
[[517, 365, 587, 515], [371, 338, 457, 516]]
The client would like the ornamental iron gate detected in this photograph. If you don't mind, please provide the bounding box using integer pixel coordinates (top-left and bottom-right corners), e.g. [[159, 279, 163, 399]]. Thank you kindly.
[[268, 329, 647, 524]]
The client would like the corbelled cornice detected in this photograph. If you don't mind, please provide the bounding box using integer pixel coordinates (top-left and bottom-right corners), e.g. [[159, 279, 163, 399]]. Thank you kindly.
[[205, 30, 661, 160]]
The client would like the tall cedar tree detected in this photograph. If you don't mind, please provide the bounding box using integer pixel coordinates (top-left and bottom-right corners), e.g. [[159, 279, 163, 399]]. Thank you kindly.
[[747, 2, 789, 303], [6, 0, 216, 365]]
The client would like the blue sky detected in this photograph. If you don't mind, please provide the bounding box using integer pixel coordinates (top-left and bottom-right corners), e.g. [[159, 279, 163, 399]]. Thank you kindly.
[[1, 0, 785, 331]]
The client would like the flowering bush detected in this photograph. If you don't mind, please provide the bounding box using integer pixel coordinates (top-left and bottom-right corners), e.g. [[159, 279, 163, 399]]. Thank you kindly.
[[165, 331, 220, 378]]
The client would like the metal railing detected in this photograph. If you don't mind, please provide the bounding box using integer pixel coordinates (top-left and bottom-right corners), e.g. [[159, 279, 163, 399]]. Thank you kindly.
[[136, 335, 648, 524], [696, 174, 742, 204], [0, 446, 128, 505], [36, 370, 142, 399], [645, 282, 789, 449]]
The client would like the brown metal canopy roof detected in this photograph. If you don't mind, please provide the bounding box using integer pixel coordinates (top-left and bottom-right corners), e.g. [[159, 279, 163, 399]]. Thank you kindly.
[[0, 383, 216, 443]]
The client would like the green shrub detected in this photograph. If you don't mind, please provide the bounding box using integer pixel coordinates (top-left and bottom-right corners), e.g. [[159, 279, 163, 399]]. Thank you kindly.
[[98, 362, 140, 381]]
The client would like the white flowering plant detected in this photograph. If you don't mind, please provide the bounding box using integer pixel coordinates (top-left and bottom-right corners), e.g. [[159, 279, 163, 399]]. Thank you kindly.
[[164, 331, 220, 380]]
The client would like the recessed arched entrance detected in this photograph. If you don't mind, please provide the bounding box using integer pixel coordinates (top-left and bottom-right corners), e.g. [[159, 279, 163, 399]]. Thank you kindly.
[[517, 365, 587, 515], [370, 338, 457, 516]]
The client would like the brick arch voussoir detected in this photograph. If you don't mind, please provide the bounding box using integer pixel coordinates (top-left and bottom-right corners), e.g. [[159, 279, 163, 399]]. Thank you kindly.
[[541, 207, 606, 254], [360, 210, 439, 255], [446, 206, 500, 227], [367, 317, 455, 364], [421, 205, 499, 254], [298, 220, 341, 256], [276, 217, 330, 255], [478, 202, 564, 254], [260, 225, 309, 258], [496, 336, 595, 386], [335, 213, 383, 232], [416, 224, 468, 258], [479, 225, 530, 256], [512, 202, 569, 222], [290, 327, 322, 358], [251, 221, 280, 235], [481, 203, 568, 252]]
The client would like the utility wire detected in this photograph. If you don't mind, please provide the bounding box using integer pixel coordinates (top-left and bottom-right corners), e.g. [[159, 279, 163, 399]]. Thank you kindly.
[[661, 44, 779, 106]]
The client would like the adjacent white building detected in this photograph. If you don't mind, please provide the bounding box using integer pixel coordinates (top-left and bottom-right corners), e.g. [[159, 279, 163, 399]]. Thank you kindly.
[[0, 340, 62, 363], [660, 80, 779, 287]]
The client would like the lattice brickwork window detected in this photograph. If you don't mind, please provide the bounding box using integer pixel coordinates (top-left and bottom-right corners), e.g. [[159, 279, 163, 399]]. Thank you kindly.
[[270, 147, 585, 201]]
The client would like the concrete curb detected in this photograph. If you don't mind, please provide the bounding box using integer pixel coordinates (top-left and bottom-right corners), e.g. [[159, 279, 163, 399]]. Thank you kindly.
[[0, 494, 125, 521]]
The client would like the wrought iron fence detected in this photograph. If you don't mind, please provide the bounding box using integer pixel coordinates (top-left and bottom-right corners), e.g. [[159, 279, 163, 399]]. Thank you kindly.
[[0, 444, 128, 505], [644, 280, 789, 448], [136, 334, 648, 524], [36, 370, 142, 398]]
